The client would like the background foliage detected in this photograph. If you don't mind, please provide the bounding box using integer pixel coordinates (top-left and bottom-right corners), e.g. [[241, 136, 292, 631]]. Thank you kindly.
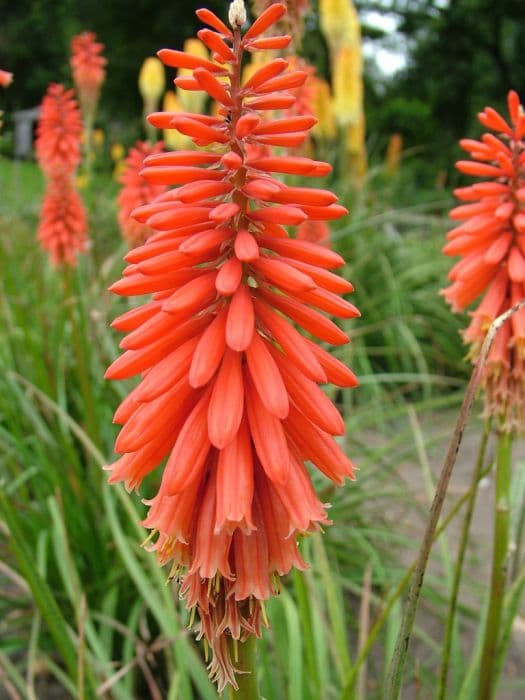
[[2, 0, 525, 177]]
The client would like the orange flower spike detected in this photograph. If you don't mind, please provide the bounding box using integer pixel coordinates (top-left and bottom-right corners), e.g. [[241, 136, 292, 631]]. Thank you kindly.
[[35, 83, 88, 266], [106, 1, 357, 690], [35, 84, 83, 177], [297, 219, 331, 245], [0, 70, 13, 87], [38, 176, 88, 266], [70, 31, 106, 126], [117, 141, 168, 248], [443, 90, 525, 432]]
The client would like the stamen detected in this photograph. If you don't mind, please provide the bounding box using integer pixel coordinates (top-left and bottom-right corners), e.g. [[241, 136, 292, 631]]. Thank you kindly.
[[260, 600, 269, 626], [141, 529, 157, 547], [167, 560, 180, 581]]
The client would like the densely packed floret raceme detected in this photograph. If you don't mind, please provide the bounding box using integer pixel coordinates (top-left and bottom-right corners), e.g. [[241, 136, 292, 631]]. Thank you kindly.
[[35, 84, 83, 178], [35, 84, 88, 266], [106, 2, 358, 689], [70, 31, 106, 129], [442, 90, 525, 432], [117, 140, 168, 248], [0, 69, 13, 88]]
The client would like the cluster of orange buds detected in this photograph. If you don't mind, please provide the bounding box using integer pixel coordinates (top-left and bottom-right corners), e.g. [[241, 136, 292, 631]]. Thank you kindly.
[[35, 84, 88, 266], [252, 0, 311, 46], [117, 141, 168, 247], [70, 31, 106, 131], [0, 69, 13, 130], [0, 69, 13, 88], [385, 133, 403, 176], [106, 2, 358, 689], [443, 90, 525, 432]]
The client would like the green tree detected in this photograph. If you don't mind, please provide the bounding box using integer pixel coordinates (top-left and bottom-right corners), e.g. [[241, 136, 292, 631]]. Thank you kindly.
[[367, 0, 525, 173], [0, 0, 225, 129]]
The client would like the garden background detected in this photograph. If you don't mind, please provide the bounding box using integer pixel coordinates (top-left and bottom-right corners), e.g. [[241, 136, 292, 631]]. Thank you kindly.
[[1, 1, 525, 698]]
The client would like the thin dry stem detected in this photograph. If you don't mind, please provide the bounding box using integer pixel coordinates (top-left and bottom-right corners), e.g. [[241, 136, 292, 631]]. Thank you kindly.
[[384, 298, 525, 700], [356, 564, 372, 700]]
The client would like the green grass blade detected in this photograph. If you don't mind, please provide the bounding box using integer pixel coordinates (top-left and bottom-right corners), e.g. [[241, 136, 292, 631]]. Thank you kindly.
[[0, 487, 85, 694]]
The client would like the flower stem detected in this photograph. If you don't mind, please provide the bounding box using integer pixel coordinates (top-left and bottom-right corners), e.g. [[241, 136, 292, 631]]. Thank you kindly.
[[62, 265, 100, 448], [383, 302, 525, 700], [438, 420, 491, 700], [511, 490, 525, 581], [477, 429, 512, 700], [340, 453, 494, 700], [229, 636, 259, 700], [80, 108, 94, 184], [384, 377, 481, 699]]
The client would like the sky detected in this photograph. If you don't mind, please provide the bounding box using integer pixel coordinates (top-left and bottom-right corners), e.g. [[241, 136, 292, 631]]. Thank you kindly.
[[361, 10, 407, 76]]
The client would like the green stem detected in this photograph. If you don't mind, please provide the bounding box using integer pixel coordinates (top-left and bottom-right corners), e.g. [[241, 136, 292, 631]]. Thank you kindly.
[[382, 303, 524, 700], [340, 456, 493, 700], [82, 112, 94, 184], [144, 100, 157, 143], [477, 429, 512, 700], [511, 493, 525, 581], [62, 266, 100, 448], [229, 636, 259, 700], [438, 420, 491, 700], [384, 373, 482, 699]]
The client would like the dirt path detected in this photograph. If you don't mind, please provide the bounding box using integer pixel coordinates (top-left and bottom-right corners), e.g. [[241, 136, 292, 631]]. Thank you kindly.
[[391, 412, 525, 699]]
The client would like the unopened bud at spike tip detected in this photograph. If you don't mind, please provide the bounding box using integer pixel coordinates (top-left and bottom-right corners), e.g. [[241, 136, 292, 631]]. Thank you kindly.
[[228, 0, 247, 29]]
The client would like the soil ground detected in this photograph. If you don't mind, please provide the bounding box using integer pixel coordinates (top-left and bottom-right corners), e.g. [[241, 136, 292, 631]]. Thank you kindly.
[[389, 411, 525, 700]]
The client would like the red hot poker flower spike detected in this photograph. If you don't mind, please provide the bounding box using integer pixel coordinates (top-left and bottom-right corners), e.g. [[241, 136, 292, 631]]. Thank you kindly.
[[70, 31, 106, 126], [442, 90, 525, 432], [297, 218, 331, 245], [106, 2, 358, 689], [0, 69, 13, 88], [38, 175, 88, 266], [117, 141, 168, 248], [35, 83, 88, 267], [35, 84, 83, 178]]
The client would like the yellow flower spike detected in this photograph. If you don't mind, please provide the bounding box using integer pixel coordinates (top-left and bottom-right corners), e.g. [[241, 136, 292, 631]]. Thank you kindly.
[[112, 161, 126, 181], [332, 45, 363, 127], [319, 0, 360, 58], [92, 128, 105, 149], [345, 111, 367, 181], [163, 91, 192, 150], [138, 56, 166, 107], [346, 111, 365, 153], [182, 37, 208, 62], [177, 38, 209, 114], [385, 133, 403, 176], [310, 76, 337, 141], [76, 173, 90, 189], [110, 143, 125, 161], [320, 0, 366, 180], [139, 56, 166, 141]]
